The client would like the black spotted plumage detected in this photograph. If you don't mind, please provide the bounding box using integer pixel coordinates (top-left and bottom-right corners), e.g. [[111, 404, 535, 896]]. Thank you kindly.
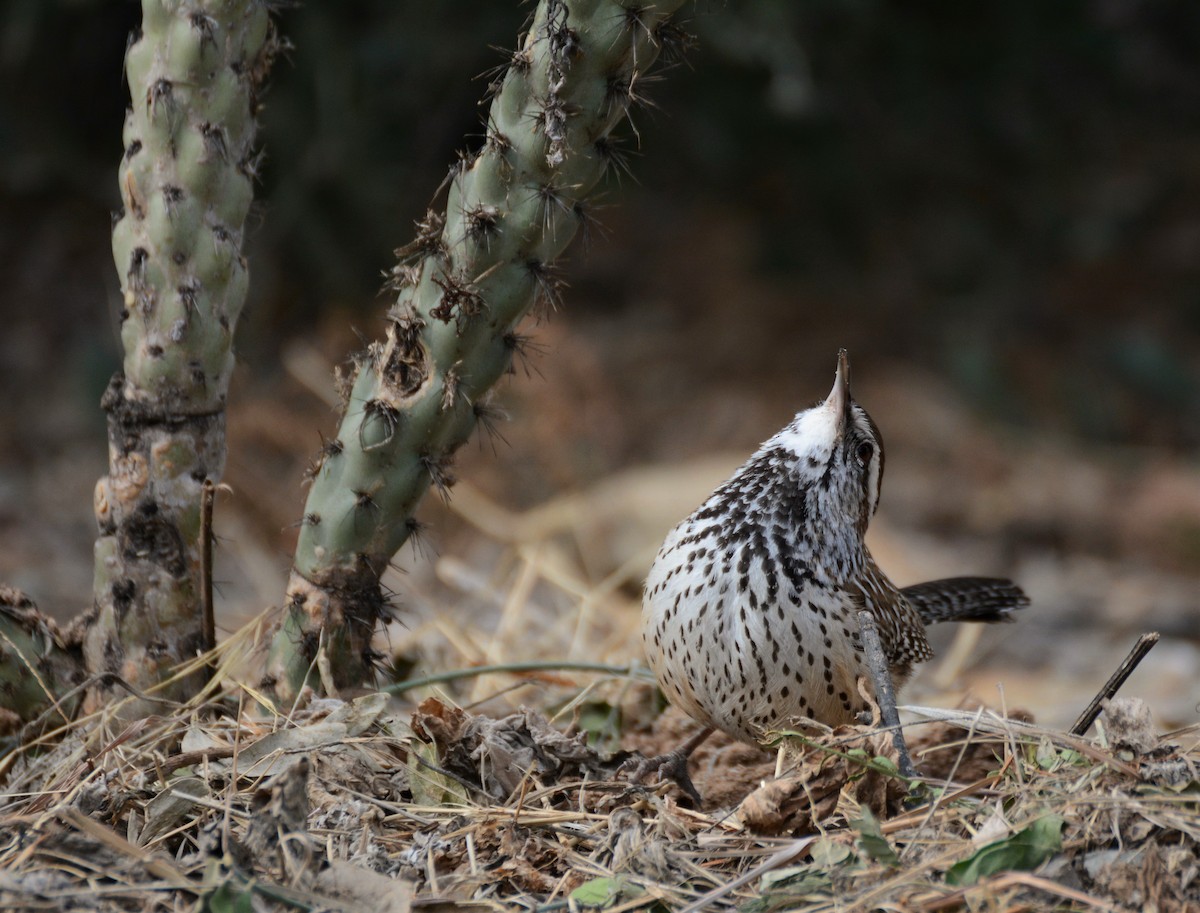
[[642, 350, 1028, 745]]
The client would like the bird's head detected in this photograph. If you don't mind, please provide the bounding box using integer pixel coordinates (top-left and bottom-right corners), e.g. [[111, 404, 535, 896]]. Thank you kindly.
[[775, 349, 885, 534]]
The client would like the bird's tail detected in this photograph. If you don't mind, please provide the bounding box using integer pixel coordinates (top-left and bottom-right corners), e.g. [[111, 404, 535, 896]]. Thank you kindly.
[[902, 577, 1029, 626]]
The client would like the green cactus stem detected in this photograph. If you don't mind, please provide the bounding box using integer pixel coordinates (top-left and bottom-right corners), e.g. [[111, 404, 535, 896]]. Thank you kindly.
[[86, 0, 277, 713], [266, 0, 690, 701], [0, 588, 85, 736]]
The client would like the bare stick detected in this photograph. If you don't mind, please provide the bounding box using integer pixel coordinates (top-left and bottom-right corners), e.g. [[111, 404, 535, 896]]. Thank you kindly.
[[1070, 631, 1160, 736], [857, 610, 918, 780], [200, 479, 216, 662], [384, 661, 652, 695]]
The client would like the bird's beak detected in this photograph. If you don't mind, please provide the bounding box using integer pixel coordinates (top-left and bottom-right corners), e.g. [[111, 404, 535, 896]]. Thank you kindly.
[[824, 349, 851, 424]]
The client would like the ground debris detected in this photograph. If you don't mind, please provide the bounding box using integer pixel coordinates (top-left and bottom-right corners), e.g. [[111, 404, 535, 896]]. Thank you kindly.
[[410, 697, 629, 801], [0, 683, 1196, 912], [1083, 840, 1200, 913], [244, 755, 313, 882], [1102, 696, 1159, 756], [739, 723, 906, 835], [622, 704, 777, 807], [313, 860, 414, 913], [909, 704, 1037, 784]]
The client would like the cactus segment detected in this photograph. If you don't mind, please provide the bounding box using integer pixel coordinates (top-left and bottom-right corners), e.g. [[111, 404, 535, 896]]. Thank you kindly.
[[268, 0, 688, 700], [0, 588, 86, 726], [87, 0, 277, 711]]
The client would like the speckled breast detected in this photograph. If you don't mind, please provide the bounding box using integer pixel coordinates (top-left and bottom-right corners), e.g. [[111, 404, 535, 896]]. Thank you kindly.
[[642, 519, 872, 744]]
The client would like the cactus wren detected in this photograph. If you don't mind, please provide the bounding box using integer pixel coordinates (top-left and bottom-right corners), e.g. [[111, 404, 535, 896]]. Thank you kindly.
[[639, 350, 1027, 798]]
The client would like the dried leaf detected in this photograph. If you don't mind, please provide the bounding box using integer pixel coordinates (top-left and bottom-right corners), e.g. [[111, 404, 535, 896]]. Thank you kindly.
[[740, 773, 832, 835], [406, 736, 469, 807], [748, 858, 838, 912], [569, 875, 628, 907], [327, 691, 391, 735], [809, 838, 854, 869], [139, 775, 207, 846], [209, 693, 390, 780], [851, 807, 899, 867], [411, 696, 468, 748], [198, 879, 254, 913], [945, 814, 1065, 886], [313, 860, 414, 913], [740, 726, 905, 834]]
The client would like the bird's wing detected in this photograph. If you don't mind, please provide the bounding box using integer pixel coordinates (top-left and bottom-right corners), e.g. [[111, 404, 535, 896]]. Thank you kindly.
[[848, 554, 934, 666]]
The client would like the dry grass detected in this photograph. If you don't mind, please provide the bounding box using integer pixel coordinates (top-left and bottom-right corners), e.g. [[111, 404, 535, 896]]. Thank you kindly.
[[1, 673, 1196, 913], [1, 479, 1198, 913]]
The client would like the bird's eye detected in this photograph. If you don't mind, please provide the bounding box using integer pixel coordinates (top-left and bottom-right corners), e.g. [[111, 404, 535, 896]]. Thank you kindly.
[[855, 441, 874, 465]]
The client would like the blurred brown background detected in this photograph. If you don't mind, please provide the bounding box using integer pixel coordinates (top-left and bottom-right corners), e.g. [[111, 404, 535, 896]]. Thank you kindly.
[[1, 1, 1198, 729]]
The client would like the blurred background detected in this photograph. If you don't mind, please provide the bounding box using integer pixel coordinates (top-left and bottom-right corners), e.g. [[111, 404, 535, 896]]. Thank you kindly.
[[1, 0, 1197, 730]]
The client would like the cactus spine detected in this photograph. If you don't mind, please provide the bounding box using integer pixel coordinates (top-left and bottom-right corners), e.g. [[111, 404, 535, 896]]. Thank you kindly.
[[88, 0, 275, 709], [266, 0, 689, 700]]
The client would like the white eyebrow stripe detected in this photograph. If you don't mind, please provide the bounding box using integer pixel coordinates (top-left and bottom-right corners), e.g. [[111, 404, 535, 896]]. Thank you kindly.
[[849, 404, 884, 515]]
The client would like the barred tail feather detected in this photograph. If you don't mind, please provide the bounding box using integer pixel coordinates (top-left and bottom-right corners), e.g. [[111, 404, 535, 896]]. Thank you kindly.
[[902, 577, 1029, 626]]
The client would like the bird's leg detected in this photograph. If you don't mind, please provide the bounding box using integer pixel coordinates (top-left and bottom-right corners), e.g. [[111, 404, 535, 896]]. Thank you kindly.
[[624, 726, 714, 807], [856, 610, 919, 781]]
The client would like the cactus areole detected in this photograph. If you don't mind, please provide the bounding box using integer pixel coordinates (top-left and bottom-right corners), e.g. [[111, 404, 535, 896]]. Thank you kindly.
[[266, 0, 690, 701], [86, 1, 276, 711]]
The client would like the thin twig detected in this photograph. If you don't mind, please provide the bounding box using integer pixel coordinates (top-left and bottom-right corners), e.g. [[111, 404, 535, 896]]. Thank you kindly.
[[200, 479, 216, 662], [676, 835, 818, 913], [923, 871, 1120, 912], [1070, 632, 1160, 736], [144, 745, 239, 779], [857, 610, 918, 779], [384, 661, 653, 695], [900, 705, 986, 858]]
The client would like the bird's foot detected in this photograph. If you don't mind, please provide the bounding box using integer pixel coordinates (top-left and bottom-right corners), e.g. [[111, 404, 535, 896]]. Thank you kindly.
[[623, 747, 704, 807]]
